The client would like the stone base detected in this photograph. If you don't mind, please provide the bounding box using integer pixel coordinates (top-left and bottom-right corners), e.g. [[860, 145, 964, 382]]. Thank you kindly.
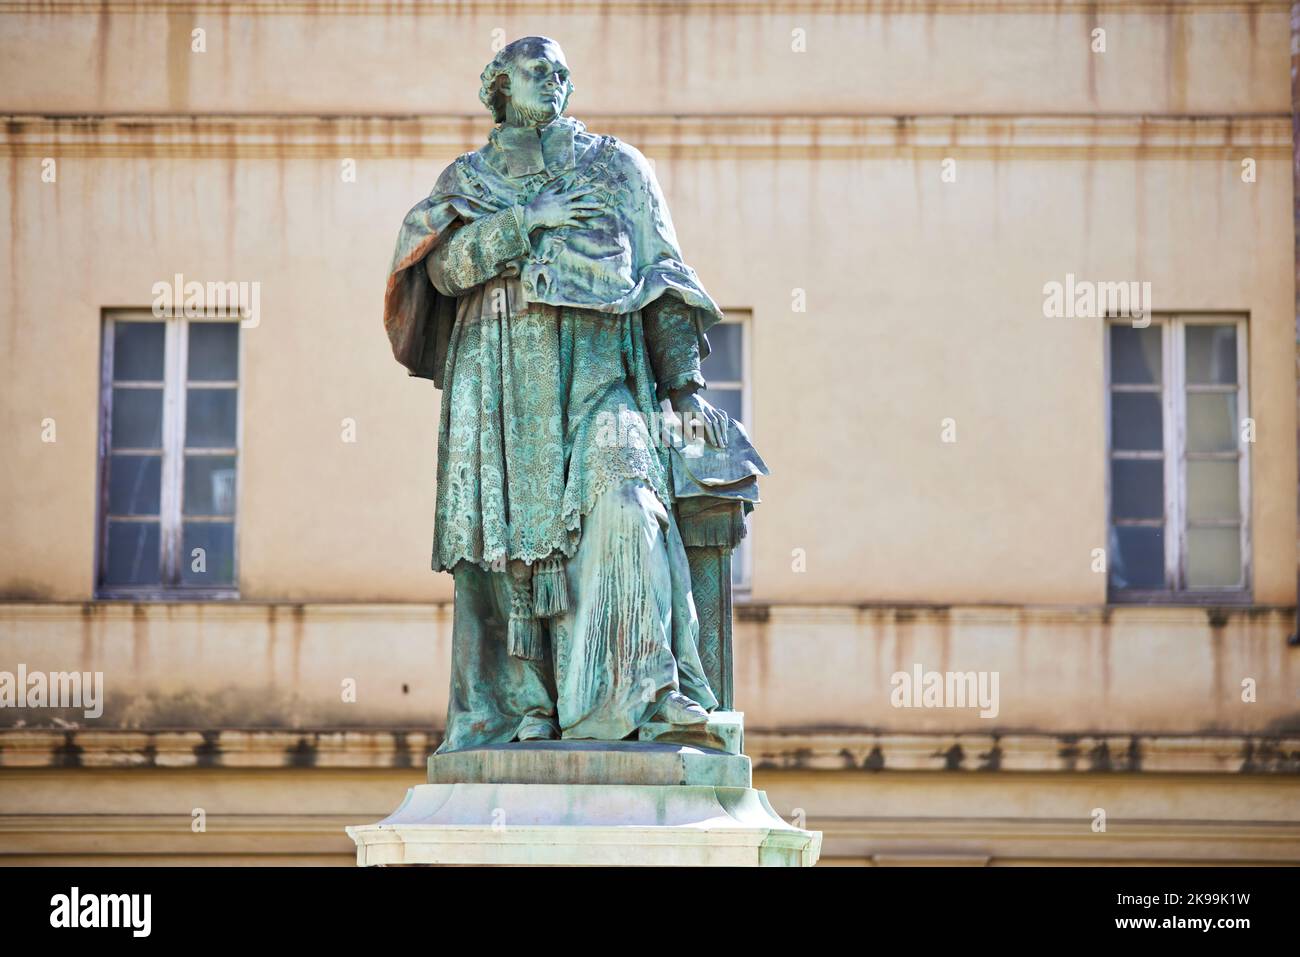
[[637, 709, 744, 754], [346, 740, 821, 867]]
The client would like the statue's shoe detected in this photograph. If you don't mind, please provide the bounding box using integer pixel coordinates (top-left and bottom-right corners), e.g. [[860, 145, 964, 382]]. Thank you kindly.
[[651, 691, 709, 727], [515, 717, 559, 742]]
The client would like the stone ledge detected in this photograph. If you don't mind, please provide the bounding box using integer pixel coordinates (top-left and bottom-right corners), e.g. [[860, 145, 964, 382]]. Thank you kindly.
[[748, 732, 1300, 774], [5, 812, 1298, 864], [428, 740, 752, 788], [347, 782, 821, 866], [0, 1, 1288, 16], [1, 728, 1296, 774], [0, 115, 1290, 161]]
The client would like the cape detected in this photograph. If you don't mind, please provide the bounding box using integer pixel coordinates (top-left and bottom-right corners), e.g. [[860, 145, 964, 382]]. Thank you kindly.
[[382, 116, 725, 387]]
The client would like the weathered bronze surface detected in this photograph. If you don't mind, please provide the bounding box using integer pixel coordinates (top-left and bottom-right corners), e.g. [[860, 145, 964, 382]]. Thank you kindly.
[[382, 37, 766, 751]]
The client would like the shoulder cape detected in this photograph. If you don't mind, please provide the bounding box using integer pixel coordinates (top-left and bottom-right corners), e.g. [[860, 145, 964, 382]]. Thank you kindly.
[[382, 122, 725, 386]]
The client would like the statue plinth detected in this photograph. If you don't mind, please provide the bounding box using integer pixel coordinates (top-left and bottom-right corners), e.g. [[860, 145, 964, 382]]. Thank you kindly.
[[346, 734, 821, 867], [362, 36, 797, 865]]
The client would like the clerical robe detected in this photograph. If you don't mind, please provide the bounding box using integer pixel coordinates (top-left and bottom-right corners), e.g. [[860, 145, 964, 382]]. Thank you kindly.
[[382, 116, 725, 748]]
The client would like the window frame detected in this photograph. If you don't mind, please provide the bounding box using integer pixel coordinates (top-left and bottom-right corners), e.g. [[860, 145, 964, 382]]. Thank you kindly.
[[95, 309, 243, 601], [1104, 312, 1251, 604], [701, 309, 753, 595]]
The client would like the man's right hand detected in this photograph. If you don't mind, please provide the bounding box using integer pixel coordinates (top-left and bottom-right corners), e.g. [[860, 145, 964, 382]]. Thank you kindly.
[[521, 180, 603, 232]]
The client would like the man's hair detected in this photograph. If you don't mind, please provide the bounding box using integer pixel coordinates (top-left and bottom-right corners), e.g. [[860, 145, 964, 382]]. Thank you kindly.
[[479, 36, 574, 124]]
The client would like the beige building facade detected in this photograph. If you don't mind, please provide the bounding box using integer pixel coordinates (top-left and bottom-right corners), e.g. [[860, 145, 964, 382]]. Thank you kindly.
[[1, 0, 1297, 865]]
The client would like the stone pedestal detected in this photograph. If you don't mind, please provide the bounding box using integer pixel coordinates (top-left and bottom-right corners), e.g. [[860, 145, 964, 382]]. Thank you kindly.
[[346, 738, 820, 867], [637, 709, 744, 754]]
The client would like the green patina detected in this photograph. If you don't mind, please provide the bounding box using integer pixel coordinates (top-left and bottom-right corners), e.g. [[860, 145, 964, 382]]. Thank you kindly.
[[381, 37, 766, 752]]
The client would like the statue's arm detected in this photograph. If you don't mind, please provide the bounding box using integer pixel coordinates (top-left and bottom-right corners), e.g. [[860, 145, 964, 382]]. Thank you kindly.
[[644, 295, 706, 401], [424, 205, 531, 297]]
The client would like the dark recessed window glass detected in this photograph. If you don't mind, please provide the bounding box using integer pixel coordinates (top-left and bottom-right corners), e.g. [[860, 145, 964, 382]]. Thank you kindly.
[[1110, 459, 1163, 521], [103, 520, 161, 586], [1109, 525, 1165, 591], [186, 388, 238, 448], [107, 454, 162, 516], [1185, 325, 1237, 385], [113, 322, 165, 381], [111, 388, 164, 449], [184, 456, 237, 516], [188, 323, 240, 381], [703, 323, 742, 382], [1110, 392, 1162, 451], [1109, 325, 1161, 386], [182, 522, 235, 585]]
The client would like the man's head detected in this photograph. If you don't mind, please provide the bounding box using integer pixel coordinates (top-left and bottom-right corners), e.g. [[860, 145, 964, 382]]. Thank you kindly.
[[479, 36, 574, 127]]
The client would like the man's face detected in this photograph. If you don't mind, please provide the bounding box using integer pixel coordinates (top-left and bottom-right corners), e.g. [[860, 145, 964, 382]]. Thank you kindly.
[[505, 40, 571, 123]]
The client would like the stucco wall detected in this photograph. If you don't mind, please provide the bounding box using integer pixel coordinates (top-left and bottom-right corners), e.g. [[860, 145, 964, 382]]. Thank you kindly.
[[1, 115, 1293, 603]]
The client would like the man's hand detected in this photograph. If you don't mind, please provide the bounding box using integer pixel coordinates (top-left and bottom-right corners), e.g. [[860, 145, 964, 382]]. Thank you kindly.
[[671, 391, 728, 448], [522, 180, 603, 232]]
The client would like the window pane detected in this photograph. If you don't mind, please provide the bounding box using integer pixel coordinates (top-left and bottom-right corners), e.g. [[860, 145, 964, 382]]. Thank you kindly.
[[1109, 325, 1161, 385], [107, 454, 161, 516], [701, 386, 743, 423], [113, 322, 165, 381], [1111, 459, 1163, 520], [182, 522, 235, 586], [184, 455, 237, 516], [1110, 392, 1162, 451], [702, 323, 742, 382], [1186, 459, 1240, 522], [103, 520, 160, 586], [1185, 325, 1237, 385], [1186, 526, 1241, 588], [111, 387, 163, 449], [1109, 525, 1165, 590], [186, 388, 237, 448], [188, 323, 240, 381], [1185, 393, 1238, 453]]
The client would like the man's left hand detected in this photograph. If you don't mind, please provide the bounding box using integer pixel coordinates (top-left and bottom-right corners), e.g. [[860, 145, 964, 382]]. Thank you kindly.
[[671, 391, 728, 448]]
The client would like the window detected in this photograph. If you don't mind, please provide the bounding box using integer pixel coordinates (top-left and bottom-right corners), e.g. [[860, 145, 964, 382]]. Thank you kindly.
[[700, 311, 753, 591], [1106, 314, 1250, 601], [96, 311, 241, 598]]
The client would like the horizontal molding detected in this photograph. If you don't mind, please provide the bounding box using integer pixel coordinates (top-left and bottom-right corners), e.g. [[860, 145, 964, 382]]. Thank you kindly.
[[0, 114, 1290, 161], [3, 821, 1297, 866], [0, 599, 1291, 626], [2, 728, 1296, 774], [0, 1, 1287, 15], [818, 817, 1300, 863], [2, 814, 1294, 864], [0, 600, 453, 622], [747, 732, 1300, 774]]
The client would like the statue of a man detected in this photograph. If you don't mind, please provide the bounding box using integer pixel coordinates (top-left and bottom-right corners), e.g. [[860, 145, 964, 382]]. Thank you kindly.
[[382, 36, 734, 751]]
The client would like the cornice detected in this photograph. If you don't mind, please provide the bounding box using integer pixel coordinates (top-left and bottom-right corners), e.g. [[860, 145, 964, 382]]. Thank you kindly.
[[0, 114, 1290, 160], [0, 1, 1288, 15], [1, 728, 1296, 773]]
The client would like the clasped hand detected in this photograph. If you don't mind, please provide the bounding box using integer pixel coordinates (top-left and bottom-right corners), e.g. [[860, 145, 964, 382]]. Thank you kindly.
[[671, 391, 728, 448], [521, 180, 603, 233]]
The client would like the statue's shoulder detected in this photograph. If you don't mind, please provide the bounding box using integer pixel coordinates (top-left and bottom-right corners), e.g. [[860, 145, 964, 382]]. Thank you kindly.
[[606, 136, 657, 182], [430, 153, 478, 194], [570, 127, 655, 185]]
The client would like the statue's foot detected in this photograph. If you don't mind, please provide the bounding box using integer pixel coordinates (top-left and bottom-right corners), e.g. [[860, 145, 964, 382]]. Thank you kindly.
[[515, 716, 559, 742], [651, 691, 709, 727]]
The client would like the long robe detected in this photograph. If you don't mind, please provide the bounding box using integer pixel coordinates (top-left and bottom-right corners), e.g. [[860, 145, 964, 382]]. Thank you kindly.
[[381, 116, 724, 749]]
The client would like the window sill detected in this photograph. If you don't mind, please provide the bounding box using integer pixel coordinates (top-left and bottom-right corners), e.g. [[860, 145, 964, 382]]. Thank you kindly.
[[94, 588, 240, 602], [1107, 590, 1254, 607]]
